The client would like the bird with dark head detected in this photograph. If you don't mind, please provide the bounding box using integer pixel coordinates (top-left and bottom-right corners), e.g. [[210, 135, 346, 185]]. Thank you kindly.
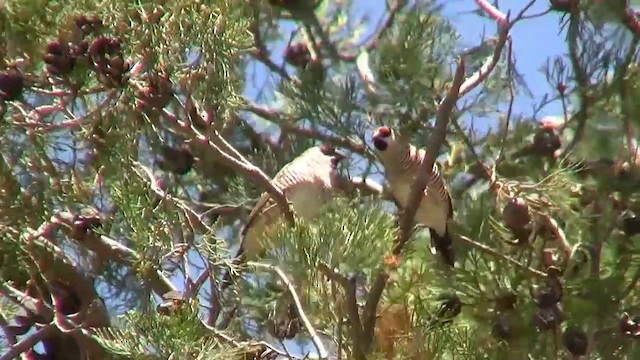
[[372, 126, 455, 267]]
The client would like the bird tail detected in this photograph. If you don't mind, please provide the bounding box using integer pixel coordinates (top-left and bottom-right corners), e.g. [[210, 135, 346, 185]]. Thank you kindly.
[[429, 227, 455, 267]]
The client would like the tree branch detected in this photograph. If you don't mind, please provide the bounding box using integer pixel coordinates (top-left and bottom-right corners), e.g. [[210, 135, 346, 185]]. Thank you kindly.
[[243, 100, 369, 156], [0, 324, 57, 360], [247, 261, 328, 359], [456, 234, 547, 278], [339, 0, 404, 62], [560, 5, 591, 157], [162, 100, 297, 227], [317, 263, 365, 357], [51, 211, 178, 297]]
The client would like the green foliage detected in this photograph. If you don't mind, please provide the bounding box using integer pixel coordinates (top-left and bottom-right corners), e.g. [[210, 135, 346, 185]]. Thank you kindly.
[[5, 0, 640, 359], [93, 301, 239, 359], [274, 198, 396, 275]]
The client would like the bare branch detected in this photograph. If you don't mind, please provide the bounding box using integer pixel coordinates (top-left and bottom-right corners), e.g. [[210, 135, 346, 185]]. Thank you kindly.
[[459, 25, 510, 97], [461, 0, 537, 97], [355, 51, 380, 99], [248, 261, 328, 359], [318, 263, 365, 357], [0, 324, 57, 360], [475, 0, 508, 26], [348, 176, 388, 198]]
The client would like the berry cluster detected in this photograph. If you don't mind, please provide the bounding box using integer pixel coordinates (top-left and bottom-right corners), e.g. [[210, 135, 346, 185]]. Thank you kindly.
[[43, 15, 129, 87], [530, 268, 566, 336], [75, 14, 102, 36], [532, 124, 562, 158], [89, 36, 129, 87], [620, 312, 640, 338], [563, 326, 589, 357], [0, 69, 24, 101], [135, 71, 173, 111], [157, 144, 194, 176], [284, 42, 311, 68], [43, 15, 102, 77], [502, 197, 533, 244], [44, 40, 88, 76]]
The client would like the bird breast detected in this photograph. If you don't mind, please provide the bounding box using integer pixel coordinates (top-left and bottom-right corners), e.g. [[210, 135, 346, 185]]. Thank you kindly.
[[389, 176, 414, 206], [389, 176, 448, 235], [287, 182, 330, 219]]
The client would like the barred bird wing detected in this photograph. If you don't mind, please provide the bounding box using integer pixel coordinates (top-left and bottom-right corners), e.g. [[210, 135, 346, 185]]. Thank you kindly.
[[221, 144, 346, 288], [372, 126, 455, 267], [420, 158, 455, 267]]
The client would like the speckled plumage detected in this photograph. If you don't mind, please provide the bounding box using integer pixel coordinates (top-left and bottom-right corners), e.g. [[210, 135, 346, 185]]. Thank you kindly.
[[239, 145, 344, 258], [372, 126, 455, 266], [222, 145, 346, 288]]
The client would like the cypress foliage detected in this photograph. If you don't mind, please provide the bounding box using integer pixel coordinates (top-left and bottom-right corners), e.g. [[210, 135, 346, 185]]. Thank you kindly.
[[2, 0, 640, 359]]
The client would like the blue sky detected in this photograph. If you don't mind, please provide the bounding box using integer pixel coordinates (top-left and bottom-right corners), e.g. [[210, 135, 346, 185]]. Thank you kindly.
[[244, 0, 569, 135], [444, 0, 566, 116]]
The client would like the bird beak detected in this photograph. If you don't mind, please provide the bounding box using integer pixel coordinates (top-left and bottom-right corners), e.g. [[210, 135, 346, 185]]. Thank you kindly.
[[371, 129, 389, 151], [372, 129, 382, 141], [333, 149, 347, 161]]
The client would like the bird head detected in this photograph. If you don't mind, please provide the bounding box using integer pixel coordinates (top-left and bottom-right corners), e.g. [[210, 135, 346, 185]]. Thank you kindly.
[[319, 143, 347, 166], [372, 126, 398, 152]]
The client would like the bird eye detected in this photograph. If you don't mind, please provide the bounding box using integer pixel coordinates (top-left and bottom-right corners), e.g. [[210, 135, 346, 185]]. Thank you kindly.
[[378, 126, 391, 138], [319, 144, 335, 155]]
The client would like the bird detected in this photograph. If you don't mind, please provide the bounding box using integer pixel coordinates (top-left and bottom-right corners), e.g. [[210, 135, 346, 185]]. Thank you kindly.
[[371, 125, 455, 266], [221, 144, 348, 288]]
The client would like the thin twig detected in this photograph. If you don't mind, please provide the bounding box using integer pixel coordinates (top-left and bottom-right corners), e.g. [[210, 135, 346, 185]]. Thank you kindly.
[[462, 0, 538, 97], [496, 36, 516, 164], [243, 100, 369, 156], [162, 103, 297, 227], [248, 0, 293, 82], [475, 0, 508, 26], [202, 320, 296, 359], [248, 261, 328, 359], [355, 51, 380, 99], [340, 0, 404, 62], [456, 234, 547, 278], [49, 210, 178, 296], [318, 263, 365, 357], [458, 7, 527, 97]]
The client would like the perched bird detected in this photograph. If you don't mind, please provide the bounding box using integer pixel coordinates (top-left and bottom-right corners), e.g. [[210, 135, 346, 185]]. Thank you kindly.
[[371, 126, 455, 266], [222, 144, 347, 288]]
